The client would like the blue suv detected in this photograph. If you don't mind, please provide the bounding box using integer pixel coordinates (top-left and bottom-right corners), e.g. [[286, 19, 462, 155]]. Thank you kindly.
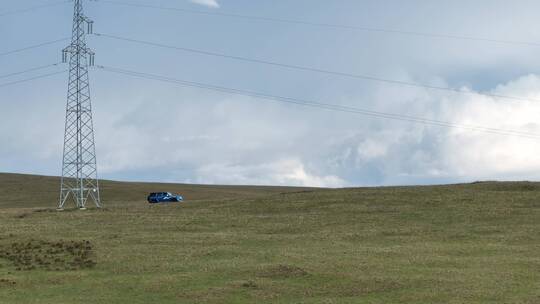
[[147, 192, 184, 204]]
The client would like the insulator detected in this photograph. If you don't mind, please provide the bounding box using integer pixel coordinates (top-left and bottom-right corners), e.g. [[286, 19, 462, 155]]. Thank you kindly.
[[87, 21, 93, 35]]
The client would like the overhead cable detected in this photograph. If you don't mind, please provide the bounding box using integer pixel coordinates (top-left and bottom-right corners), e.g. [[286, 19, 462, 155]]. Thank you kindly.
[[0, 70, 67, 89], [94, 0, 540, 47], [96, 65, 540, 140], [0, 0, 71, 18], [94, 32, 540, 104], [0, 63, 62, 80], [0, 38, 70, 57]]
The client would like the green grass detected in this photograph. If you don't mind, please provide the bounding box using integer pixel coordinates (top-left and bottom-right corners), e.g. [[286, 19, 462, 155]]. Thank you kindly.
[[0, 173, 539, 303]]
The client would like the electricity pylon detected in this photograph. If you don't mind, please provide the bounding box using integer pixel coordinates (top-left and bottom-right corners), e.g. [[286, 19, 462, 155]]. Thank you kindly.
[[58, 0, 101, 210]]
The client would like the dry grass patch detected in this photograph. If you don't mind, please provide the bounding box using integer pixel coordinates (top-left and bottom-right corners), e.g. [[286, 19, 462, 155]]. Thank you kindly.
[[0, 239, 96, 271], [258, 265, 309, 279]]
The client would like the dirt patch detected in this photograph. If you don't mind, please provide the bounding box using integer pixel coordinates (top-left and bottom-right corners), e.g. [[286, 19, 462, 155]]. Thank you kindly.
[[15, 213, 30, 219], [0, 278, 16, 287], [241, 280, 258, 289], [33, 209, 57, 214], [14, 209, 57, 219], [0, 240, 96, 271], [258, 264, 308, 279]]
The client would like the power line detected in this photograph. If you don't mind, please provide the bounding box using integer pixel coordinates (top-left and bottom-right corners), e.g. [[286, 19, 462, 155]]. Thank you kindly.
[[0, 0, 71, 18], [94, 32, 540, 104], [95, 0, 540, 48], [96, 65, 540, 140], [0, 70, 67, 89], [0, 38, 70, 57], [0, 63, 61, 80]]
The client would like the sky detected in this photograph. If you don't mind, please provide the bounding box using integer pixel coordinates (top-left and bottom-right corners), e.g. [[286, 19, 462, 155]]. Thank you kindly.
[[2, 0, 540, 187]]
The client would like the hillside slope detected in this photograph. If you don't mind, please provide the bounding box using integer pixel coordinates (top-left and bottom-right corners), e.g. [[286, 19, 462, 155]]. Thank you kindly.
[[0, 173, 313, 209], [0, 174, 539, 303]]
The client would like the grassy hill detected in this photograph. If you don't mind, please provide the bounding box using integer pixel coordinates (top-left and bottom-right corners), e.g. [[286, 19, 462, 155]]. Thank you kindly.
[[0, 173, 312, 209], [0, 173, 539, 303]]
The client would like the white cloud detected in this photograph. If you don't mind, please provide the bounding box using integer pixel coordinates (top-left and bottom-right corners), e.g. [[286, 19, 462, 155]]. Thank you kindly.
[[3, 72, 540, 187], [189, 0, 220, 8], [440, 75, 540, 179], [356, 139, 390, 162], [195, 159, 346, 188], [5, 73, 540, 187], [337, 74, 540, 185]]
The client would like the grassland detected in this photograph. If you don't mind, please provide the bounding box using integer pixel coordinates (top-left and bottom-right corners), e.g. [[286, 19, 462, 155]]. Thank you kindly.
[[0, 173, 539, 303]]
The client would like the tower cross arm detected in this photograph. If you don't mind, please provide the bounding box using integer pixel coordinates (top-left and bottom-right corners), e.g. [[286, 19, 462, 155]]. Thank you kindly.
[[62, 46, 95, 65]]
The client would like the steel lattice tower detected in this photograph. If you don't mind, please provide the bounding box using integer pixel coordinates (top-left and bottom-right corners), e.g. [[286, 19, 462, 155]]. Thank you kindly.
[[58, 0, 101, 210]]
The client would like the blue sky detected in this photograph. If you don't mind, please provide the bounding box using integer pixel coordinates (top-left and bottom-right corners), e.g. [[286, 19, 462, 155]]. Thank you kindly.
[[2, 0, 540, 187]]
